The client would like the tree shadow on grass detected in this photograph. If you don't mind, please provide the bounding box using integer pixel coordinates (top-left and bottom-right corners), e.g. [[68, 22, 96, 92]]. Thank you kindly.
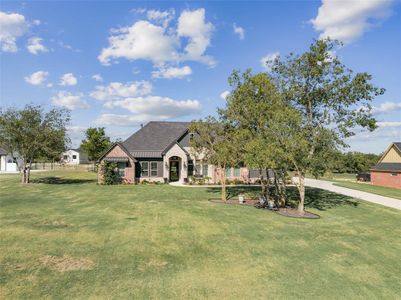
[[31, 176, 96, 185], [287, 187, 358, 210], [207, 185, 358, 211]]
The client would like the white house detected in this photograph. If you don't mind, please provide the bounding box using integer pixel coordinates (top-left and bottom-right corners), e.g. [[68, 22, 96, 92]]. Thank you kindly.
[[0, 147, 21, 172], [61, 149, 89, 165]]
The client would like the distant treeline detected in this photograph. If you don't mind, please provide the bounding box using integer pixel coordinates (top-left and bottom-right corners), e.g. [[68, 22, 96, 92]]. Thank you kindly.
[[329, 151, 381, 173]]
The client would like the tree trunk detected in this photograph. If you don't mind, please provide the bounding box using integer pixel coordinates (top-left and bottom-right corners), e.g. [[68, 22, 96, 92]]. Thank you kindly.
[[273, 170, 286, 208], [220, 164, 227, 202], [21, 163, 29, 184], [297, 171, 305, 213], [260, 169, 268, 201], [26, 165, 31, 183]]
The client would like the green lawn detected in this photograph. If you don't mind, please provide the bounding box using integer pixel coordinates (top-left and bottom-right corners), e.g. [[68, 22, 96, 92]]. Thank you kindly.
[[334, 181, 401, 200], [1, 171, 400, 299]]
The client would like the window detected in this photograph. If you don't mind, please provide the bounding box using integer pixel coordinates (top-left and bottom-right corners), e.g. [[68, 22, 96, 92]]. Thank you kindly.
[[72, 155, 77, 159], [188, 160, 194, 176], [234, 167, 240, 177], [150, 162, 158, 177], [225, 167, 231, 178], [195, 161, 201, 176], [63, 155, 68, 160], [391, 173, 398, 176], [117, 162, 126, 177], [202, 164, 208, 176], [141, 162, 149, 176]]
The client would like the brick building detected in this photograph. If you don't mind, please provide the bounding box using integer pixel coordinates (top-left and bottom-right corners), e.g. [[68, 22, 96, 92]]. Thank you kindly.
[[370, 142, 401, 189]]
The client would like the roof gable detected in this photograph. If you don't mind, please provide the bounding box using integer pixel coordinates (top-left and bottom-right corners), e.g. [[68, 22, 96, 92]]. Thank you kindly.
[[97, 142, 136, 162], [379, 142, 401, 163], [123, 121, 190, 153]]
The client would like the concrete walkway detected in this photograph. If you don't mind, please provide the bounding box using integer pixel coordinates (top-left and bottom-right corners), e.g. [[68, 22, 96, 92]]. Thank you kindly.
[[304, 178, 401, 211]]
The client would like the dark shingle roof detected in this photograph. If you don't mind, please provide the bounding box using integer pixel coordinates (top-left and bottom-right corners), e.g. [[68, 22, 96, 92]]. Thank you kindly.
[[394, 142, 401, 152], [371, 163, 401, 172], [123, 122, 190, 155], [131, 151, 163, 158]]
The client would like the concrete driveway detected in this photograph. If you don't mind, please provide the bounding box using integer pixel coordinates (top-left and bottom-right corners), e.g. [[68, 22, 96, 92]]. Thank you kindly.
[[304, 178, 401, 211]]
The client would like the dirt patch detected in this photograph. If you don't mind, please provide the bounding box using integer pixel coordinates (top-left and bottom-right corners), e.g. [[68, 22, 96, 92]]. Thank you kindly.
[[275, 207, 320, 219], [34, 219, 68, 228], [39, 255, 94, 272], [146, 259, 168, 268]]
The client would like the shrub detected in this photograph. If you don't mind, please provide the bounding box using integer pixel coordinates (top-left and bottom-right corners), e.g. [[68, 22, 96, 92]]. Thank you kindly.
[[101, 161, 120, 185]]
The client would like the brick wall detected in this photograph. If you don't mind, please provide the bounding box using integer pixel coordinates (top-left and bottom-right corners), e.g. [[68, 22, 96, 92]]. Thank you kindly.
[[98, 145, 135, 184], [371, 171, 401, 189]]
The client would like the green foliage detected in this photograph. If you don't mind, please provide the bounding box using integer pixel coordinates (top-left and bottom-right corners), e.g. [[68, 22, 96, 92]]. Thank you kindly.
[[0, 104, 70, 183], [329, 151, 381, 173], [80, 127, 111, 162], [267, 38, 384, 211], [101, 161, 120, 185]]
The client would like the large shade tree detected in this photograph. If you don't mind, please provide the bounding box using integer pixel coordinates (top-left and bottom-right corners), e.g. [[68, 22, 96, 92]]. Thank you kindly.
[[221, 71, 299, 206], [268, 39, 384, 212], [0, 105, 70, 183]]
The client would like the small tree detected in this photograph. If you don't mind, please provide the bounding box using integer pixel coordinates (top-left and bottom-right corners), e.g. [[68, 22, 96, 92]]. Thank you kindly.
[[189, 117, 241, 202], [101, 161, 119, 185], [80, 127, 111, 162], [0, 105, 70, 183], [269, 39, 384, 212]]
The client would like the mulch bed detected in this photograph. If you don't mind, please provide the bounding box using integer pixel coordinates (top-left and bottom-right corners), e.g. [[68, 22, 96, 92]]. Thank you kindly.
[[208, 198, 259, 206], [208, 198, 320, 219]]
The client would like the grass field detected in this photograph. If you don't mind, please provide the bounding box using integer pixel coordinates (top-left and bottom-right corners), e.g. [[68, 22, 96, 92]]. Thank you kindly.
[[1, 171, 400, 299], [334, 181, 401, 200]]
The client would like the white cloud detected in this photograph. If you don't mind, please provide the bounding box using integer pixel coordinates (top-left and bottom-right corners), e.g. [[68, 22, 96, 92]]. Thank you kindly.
[[220, 90, 230, 100], [99, 8, 215, 67], [177, 8, 215, 66], [152, 65, 192, 79], [372, 102, 401, 114], [95, 114, 162, 126], [233, 23, 245, 40], [96, 95, 201, 126], [0, 11, 28, 52], [260, 52, 280, 71], [92, 74, 103, 82], [51, 91, 89, 110], [311, 0, 394, 44], [90, 81, 152, 101], [24, 71, 49, 85], [147, 9, 175, 28], [105, 96, 201, 117], [27, 37, 48, 54], [98, 20, 179, 65], [66, 125, 86, 147], [377, 121, 401, 128], [59, 73, 78, 86], [58, 41, 81, 52]]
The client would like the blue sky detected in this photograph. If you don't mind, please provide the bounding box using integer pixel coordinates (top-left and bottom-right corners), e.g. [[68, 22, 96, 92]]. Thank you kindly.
[[1, 0, 400, 154]]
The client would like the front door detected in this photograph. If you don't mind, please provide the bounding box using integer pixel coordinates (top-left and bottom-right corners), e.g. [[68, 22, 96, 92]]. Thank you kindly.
[[169, 160, 180, 182]]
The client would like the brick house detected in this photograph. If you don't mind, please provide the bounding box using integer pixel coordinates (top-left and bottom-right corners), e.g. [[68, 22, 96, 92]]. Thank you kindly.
[[97, 121, 264, 184], [370, 142, 401, 189]]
